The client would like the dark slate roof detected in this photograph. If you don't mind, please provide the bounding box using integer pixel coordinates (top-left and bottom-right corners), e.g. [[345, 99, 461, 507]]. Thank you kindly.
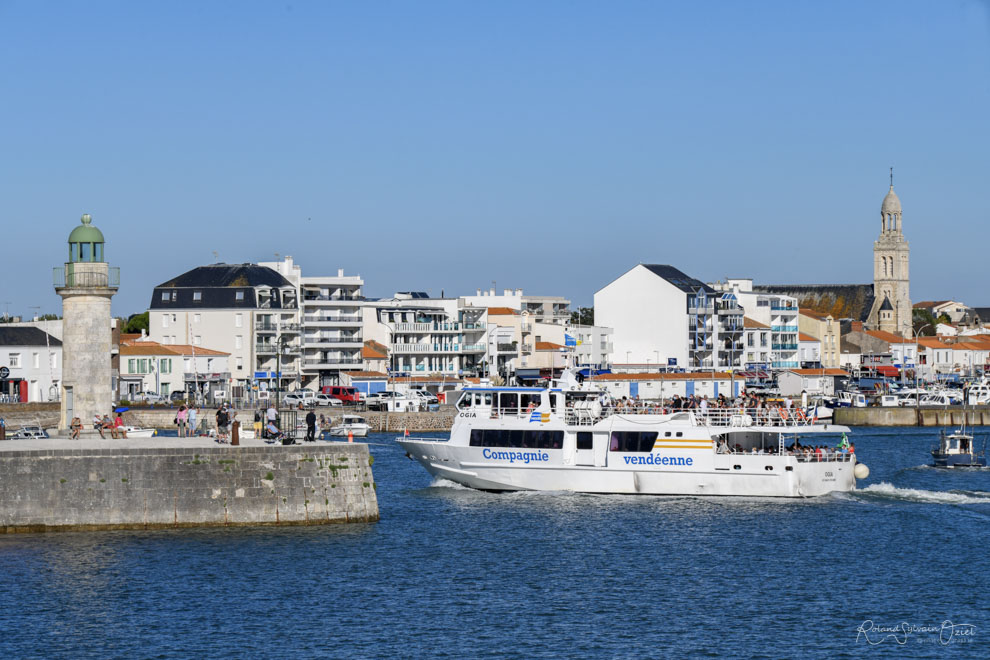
[[641, 265, 716, 294], [972, 307, 990, 323], [397, 291, 430, 299], [0, 327, 62, 347], [754, 284, 875, 322], [156, 264, 291, 289], [150, 264, 295, 310], [879, 296, 894, 311]]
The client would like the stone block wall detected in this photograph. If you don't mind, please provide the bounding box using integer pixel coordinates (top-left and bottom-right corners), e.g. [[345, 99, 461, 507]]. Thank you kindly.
[[122, 408, 455, 433], [0, 443, 378, 532]]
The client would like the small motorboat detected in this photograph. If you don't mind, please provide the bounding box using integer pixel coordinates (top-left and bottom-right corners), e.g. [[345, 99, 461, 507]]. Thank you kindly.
[[9, 426, 50, 440], [932, 429, 987, 468], [123, 426, 157, 438], [328, 415, 371, 438]]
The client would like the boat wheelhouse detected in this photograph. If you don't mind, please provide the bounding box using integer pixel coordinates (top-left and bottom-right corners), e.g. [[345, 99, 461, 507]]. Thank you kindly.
[[931, 429, 987, 468], [397, 376, 869, 497]]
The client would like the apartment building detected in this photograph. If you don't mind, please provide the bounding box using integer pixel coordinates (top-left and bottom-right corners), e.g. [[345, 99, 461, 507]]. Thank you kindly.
[[148, 263, 301, 393], [260, 256, 364, 388], [798, 309, 842, 368], [365, 293, 488, 376], [712, 279, 800, 370], [595, 264, 743, 369]]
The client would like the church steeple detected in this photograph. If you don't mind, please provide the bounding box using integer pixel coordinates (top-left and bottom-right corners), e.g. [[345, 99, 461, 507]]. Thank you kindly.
[[871, 172, 911, 337]]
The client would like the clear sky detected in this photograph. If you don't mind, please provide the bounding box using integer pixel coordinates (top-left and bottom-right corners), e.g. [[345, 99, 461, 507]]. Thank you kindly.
[[2, 0, 988, 319]]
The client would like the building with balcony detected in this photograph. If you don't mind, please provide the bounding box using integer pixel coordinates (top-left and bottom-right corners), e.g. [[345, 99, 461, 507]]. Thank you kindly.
[[566, 324, 613, 368], [260, 256, 365, 388], [595, 264, 743, 370], [459, 288, 571, 325], [148, 263, 300, 392], [365, 293, 488, 376], [712, 279, 800, 370]]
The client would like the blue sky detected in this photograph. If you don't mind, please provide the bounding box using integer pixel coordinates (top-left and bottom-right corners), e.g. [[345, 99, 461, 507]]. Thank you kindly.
[[2, 0, 988, 318]]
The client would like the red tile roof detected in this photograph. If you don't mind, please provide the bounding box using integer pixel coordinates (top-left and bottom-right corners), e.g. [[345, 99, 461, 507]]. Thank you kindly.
[[590, 372, 735, 382], [342, 371, 389, 379], [798, 333, 818, 342], [362, 344, 387, 360], [864, 329, 911, 344], [786, 368, 849, 376], [744, 317, 769, 329], [535, 341, 568, 351], [486, 307, 518, 316]]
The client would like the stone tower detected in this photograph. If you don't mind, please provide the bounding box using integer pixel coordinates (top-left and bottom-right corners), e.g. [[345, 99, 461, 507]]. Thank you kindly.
[[870, 174, 911, 336], [55, 214, 118, 433]]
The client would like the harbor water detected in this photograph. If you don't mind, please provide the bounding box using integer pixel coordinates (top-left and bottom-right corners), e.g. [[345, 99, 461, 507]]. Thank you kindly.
[[1, 427, 988, 657]]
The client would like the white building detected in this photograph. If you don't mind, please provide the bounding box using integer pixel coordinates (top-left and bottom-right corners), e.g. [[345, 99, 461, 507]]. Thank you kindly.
[[119, 336, 230, 400], [148, 263, 301, 394], [460, 288, 571, 325], [711, 279, 799, 370], [365, 293, 488, 376], [0, 327, 62, 403], [567, 324, 613, 367], [595, 264, 744, 370], [777, 369, 848, 396], [260, 256, 365, 388]]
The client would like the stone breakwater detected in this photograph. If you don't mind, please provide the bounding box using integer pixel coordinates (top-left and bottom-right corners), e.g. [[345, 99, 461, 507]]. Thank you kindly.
[[833, 406, 990, 427], [0, 442, 378, 533], [123, 408, 455, 433]]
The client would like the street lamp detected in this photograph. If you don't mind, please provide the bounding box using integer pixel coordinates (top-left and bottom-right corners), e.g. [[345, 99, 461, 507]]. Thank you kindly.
[[913, 323, 932, 409]]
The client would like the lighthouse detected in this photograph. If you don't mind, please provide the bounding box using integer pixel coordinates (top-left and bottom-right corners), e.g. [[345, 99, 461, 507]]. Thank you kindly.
[[55, 214, 119, 433]]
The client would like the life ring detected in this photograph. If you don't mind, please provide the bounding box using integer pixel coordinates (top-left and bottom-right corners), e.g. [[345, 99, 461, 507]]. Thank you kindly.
[[778, 407, 789, 422], [795, 409, 807, 423]]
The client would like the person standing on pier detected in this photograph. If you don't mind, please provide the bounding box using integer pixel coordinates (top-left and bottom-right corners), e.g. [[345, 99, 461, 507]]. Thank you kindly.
[[305, 409, 316, 442], [188, 406, 198, 436]]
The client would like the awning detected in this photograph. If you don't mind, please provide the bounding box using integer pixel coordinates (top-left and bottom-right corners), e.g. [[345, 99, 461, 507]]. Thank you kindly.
[[515, 369, 542, 380], [738, 371, 770, 379], [874, 365, 899, 377]]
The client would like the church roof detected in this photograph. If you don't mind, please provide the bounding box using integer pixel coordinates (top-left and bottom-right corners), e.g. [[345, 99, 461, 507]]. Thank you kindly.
[[753, 284, 875, 322], [879, 297, 894, 311], [881, 186, 902, 214]]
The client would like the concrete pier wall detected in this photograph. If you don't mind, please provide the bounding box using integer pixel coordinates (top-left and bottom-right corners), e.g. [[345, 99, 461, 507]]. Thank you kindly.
[[123, 408, 455, 433], [833, 406, 990, 427], [0, 443, 378, 533]]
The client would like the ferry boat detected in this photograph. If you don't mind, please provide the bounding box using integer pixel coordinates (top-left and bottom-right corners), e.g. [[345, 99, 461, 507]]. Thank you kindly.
[[397, 373, 870, 497], [931, 429, 987, 468]]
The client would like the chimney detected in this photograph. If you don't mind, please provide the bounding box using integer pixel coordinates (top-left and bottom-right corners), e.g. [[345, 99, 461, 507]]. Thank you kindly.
[[477, 289, 481, 296], [338, 268, 344, 277], [851, 321, 863, 332]]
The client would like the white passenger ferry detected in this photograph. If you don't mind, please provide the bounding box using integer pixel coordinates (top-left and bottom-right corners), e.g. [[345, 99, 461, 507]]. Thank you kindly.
[[397, 373, 869, 497]]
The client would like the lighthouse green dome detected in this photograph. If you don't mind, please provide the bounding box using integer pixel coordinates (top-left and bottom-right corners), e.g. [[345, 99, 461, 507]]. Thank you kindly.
[[68, 213, 106, 262]]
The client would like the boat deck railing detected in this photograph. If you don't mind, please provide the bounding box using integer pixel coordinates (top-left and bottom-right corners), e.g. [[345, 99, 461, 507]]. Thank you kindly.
[[468, 404, 827, 429]]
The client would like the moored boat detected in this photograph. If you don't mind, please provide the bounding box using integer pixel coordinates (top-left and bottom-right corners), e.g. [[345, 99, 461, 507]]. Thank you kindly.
[[931, 429, 987, 468], [329, 415, 370, 438]]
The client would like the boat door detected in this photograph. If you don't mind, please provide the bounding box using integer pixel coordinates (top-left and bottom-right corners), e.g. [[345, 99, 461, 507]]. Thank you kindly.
[[575, 431, 606, 467]]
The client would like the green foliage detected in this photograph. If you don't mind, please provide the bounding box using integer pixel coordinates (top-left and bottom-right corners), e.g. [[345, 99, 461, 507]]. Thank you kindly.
[[123, 311, 149, 334], [265, 472, 274, 481], [569, 306, 594, 325], [912, 308, 938, 336]]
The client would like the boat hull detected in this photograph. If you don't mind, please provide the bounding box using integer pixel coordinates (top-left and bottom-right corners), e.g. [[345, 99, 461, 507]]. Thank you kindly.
[[329, 426, 369, 438], [398, 439, 856, 498], [932, 452, 987, 468]]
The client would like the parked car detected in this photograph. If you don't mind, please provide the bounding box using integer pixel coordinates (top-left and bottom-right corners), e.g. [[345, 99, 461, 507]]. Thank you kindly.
[[410, 389, 438, 405], [283, 392, 315, 408], [170, 391, 189, 403], [132, 391, 165, 404], [320, 385, 362, 404], [365, 390, 399, 410], [314, 394, 343, 407]]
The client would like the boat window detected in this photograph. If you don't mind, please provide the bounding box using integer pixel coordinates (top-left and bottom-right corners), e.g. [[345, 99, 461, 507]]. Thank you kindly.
[[471, 429, 564, 449], [664, 432, 671, 437], [520, 393, 541, 409], [609, 431, 658, 452], [484, 393, 492, 406], [474, 393, 484, 406], [500, 392, 519, 412], [458, 392, 473, 410], [576, 432, 593, 450]]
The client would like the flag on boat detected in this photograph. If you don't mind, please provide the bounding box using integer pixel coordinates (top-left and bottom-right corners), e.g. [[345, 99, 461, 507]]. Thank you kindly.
[[565, 334, 578, 347], [529, 411, 550, 423]]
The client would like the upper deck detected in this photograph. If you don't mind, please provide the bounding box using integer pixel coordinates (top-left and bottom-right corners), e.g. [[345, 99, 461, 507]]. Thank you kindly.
[[455, 387, 849, 433]]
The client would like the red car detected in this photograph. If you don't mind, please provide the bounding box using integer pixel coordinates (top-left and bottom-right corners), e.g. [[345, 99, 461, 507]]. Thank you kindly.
[[321, 385, 362, 404]]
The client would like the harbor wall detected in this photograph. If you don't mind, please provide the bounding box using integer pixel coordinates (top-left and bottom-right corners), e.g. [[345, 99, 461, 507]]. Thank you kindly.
[[0, 443, 378, 533], [122, 408, 455, 433], [833, 406, 990, 427], [0, 403, 60, 432]]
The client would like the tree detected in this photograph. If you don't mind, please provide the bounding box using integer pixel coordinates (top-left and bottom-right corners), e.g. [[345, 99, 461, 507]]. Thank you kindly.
[[912, 308, 937, 336], [570, 306, 594, 326], [123, 311, 149, 334]]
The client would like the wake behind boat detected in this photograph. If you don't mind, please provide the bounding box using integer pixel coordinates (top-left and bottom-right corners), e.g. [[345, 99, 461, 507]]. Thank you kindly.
[[398, 371, 869, 498]]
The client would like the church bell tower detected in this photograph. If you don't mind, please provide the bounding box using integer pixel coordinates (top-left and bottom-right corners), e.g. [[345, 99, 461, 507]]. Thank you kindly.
[[871, 170, 911, 337]]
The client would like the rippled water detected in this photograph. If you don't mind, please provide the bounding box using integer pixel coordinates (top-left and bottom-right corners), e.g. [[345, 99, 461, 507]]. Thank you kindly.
[[2, 427, 989, 658]]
